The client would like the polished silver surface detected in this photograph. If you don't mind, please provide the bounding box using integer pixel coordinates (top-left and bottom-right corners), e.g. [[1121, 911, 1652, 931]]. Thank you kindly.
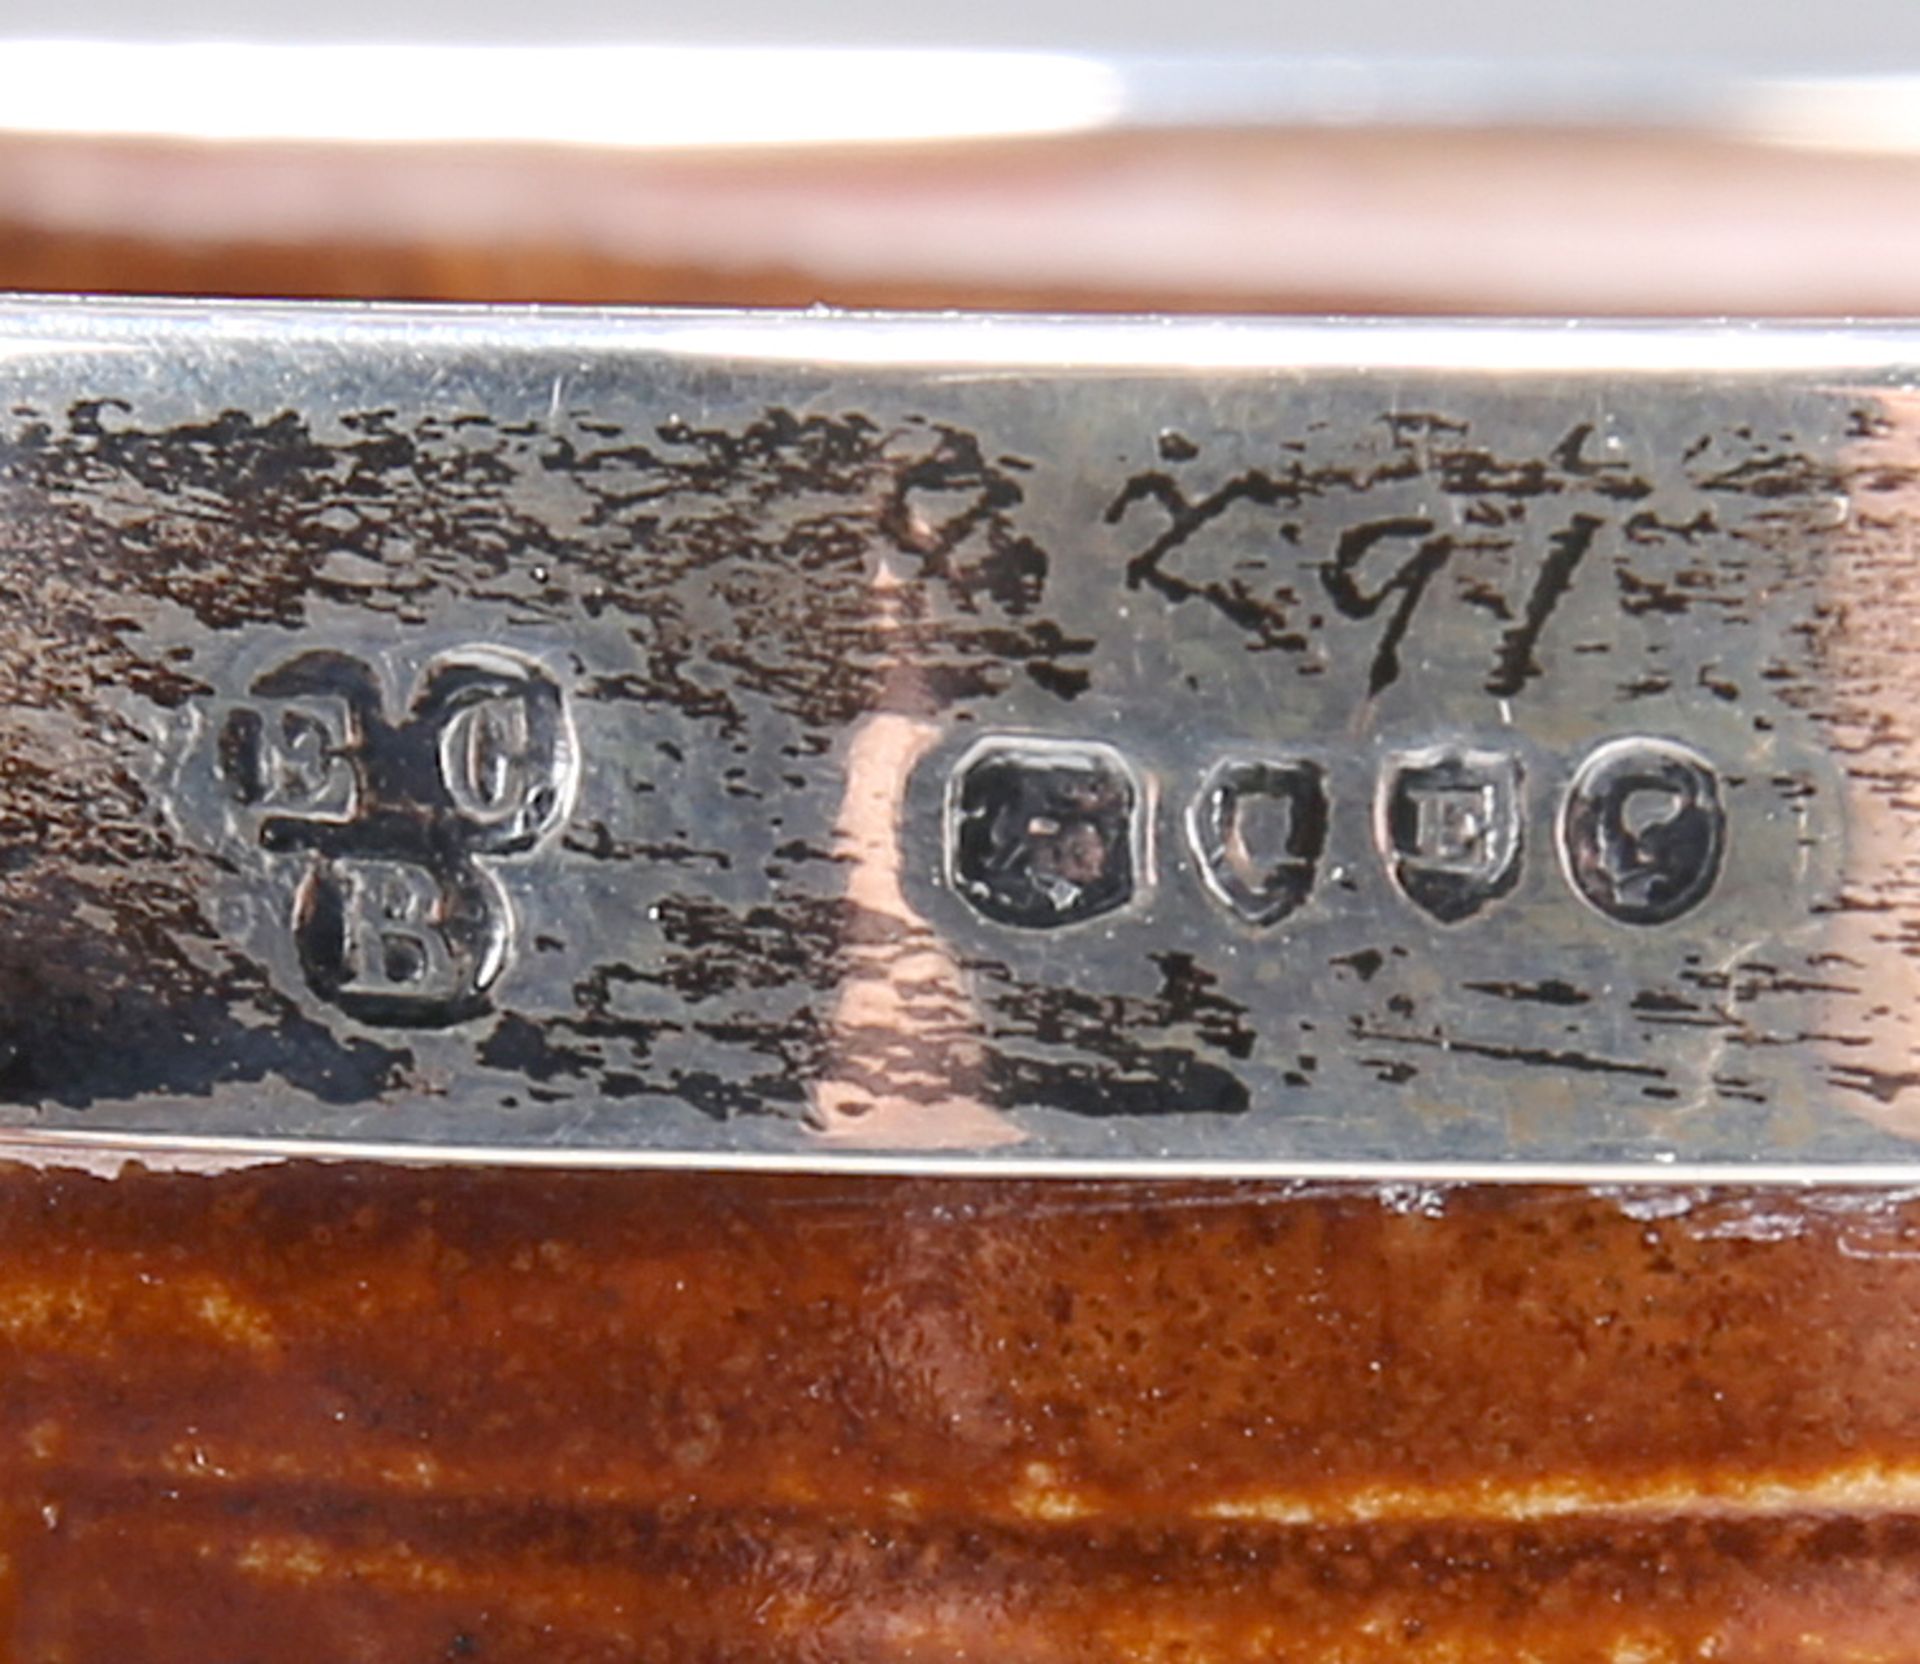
[[4, 299, 1920, 1175]]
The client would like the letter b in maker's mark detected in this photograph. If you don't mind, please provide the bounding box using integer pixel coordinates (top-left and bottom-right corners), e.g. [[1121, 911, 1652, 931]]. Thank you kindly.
[[293, 858, 508, 1022], [215, 648, 577, 1027]]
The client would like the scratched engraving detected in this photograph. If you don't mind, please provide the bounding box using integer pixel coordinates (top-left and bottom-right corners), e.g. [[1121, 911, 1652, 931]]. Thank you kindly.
[[1106, 424, 1617, 700], [0, 305, 1904, 1168]]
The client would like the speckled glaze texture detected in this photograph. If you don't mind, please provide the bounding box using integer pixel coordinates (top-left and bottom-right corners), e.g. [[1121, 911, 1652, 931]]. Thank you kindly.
[[0, 1165, 1918, 1659]]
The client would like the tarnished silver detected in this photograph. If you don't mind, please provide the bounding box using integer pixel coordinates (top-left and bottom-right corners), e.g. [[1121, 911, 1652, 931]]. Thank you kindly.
[[5, 298, 1920, 1176]]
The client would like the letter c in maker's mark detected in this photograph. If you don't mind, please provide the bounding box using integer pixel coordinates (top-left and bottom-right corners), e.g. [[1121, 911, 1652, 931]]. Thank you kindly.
[[417, 649, 577, 853]]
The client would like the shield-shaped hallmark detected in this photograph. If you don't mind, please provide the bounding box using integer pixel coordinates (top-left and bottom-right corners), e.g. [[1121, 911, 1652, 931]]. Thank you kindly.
[[1187, 757, 1328, 927], [1378, 747, 1525, 923]]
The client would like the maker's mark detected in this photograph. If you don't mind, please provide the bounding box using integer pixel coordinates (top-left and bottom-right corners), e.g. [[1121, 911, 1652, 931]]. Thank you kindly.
[[213, 645, 577, 1027]]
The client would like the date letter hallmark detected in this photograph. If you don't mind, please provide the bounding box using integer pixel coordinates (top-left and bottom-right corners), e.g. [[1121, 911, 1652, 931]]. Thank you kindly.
[[214, 647, 578, 1027], [1378, 747, 1524, 924]]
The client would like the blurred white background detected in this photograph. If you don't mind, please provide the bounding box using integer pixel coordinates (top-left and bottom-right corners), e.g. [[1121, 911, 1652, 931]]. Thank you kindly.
[[5, 0, 1920, 312], [3, 0, 1918, 69]]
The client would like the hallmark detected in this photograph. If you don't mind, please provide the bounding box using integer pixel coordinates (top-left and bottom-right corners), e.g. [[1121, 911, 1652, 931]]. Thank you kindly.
[[1187, 757, 1328, 927], [945, 735, 1724, 931], [214, 646, 577, 1026], [947, 739, 1142, 929], [1559, 737, 1726, 926], [1378, 747, 1525, 924]]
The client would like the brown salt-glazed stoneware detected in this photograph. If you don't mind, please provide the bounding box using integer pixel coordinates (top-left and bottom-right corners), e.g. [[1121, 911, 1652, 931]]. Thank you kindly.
[[1, 1167, 1919, 1660]]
